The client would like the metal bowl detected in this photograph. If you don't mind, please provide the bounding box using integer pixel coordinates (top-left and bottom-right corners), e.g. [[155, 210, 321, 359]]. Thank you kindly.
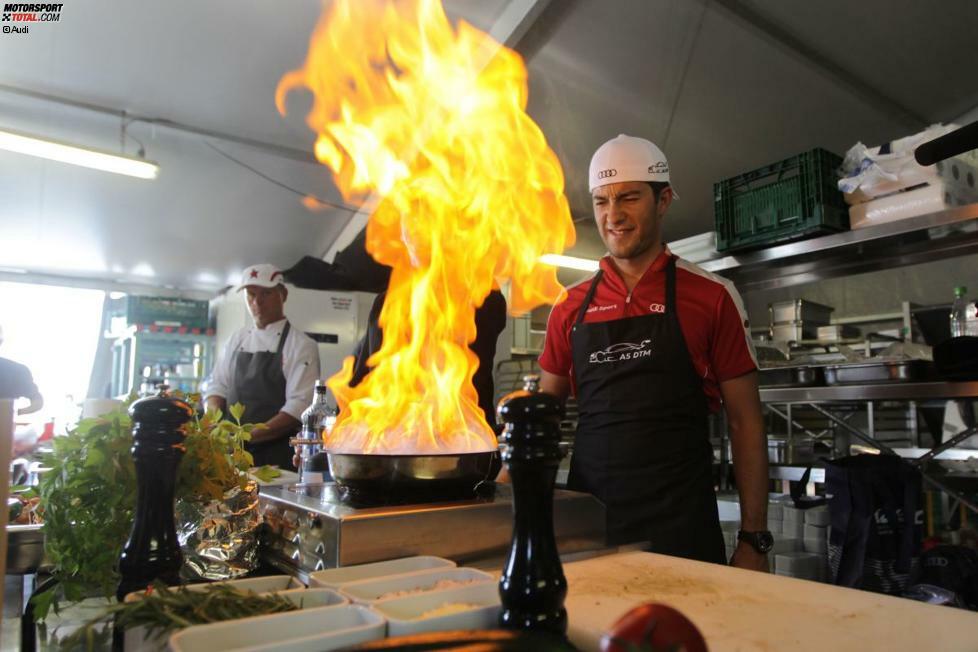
[[327, 452, 499, 504]]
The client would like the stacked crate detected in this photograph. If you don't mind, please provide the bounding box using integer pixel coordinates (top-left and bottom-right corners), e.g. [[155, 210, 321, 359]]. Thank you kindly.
[[714, 148, 848, 254], [839, 125, 978, 230]]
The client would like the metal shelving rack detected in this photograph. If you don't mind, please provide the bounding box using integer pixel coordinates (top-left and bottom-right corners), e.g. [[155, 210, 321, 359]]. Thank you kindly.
[[757, 381, 978, 515], [702, 203, 978, 293], [709, 204, 978, 519], [110, 326, 215, 397]]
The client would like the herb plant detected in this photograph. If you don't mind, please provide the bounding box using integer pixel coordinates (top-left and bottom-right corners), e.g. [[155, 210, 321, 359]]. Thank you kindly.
[[58, 581, 299, 651], [34, 396, 279, 619]]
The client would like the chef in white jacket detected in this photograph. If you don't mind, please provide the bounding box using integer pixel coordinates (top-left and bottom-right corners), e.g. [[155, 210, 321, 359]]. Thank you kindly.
[[205, 264, 320, 468]]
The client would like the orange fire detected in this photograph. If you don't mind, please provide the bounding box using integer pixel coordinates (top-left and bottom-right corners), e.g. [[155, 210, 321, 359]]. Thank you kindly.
[[277, 0, 574, 454]]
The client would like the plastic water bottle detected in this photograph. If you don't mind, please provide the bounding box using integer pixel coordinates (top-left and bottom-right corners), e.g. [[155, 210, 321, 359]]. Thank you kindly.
[[950, 286, 970, 338]]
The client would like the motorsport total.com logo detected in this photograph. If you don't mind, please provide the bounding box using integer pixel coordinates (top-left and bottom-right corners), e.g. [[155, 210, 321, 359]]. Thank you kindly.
[[2, 3, 63, 22]]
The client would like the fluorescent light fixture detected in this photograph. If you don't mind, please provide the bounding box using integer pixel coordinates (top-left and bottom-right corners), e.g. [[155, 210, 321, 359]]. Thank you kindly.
[[539, 254, 600, 272], [0, 127, 158, 179]]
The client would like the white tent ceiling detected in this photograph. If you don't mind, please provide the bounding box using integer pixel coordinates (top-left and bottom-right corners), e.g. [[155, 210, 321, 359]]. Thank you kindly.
[[1, 0, 976, 294]]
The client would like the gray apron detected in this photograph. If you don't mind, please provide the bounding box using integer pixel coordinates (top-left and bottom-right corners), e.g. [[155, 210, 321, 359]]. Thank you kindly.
[[227, 322, 295, 468]]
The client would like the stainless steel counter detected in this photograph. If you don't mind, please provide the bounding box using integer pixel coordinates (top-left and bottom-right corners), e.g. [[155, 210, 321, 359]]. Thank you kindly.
[[759, 380, 978, 403], [259, 483, 606, 580]]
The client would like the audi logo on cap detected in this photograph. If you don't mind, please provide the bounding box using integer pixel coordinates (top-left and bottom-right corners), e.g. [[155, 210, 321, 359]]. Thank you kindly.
[[597, 168, 617, 180]]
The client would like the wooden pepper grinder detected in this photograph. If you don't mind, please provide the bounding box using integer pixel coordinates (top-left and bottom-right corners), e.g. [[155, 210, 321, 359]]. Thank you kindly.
[[116, 386, 193, 601], [496, 374, 568, 636]]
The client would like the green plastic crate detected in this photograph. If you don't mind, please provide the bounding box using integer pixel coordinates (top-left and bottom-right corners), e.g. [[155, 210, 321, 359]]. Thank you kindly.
[[714, 148, 848, 253], [126, 295, 209, 329]]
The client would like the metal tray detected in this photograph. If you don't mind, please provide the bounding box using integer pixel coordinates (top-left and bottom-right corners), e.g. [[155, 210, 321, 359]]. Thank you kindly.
[[759, 366, 825, 388], [823, 359, 935, 385], [769, 299, 833, 325], [770, 321, 813, 342]]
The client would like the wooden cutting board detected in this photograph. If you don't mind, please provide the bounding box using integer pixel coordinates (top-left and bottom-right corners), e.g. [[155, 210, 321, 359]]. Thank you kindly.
[[562, 551, 978, 651]]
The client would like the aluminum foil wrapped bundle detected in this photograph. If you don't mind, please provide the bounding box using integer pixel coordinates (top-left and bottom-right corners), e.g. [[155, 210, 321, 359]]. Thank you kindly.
[[176, 481, 261, 581]]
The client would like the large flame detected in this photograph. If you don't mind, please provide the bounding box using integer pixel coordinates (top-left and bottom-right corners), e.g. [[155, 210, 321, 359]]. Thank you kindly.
[[277, 0, 574, 454]]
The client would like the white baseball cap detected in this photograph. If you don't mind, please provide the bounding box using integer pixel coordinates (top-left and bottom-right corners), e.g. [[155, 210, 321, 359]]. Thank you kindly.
[[236, 264, 285, 291], [588, 134, 679, 198]]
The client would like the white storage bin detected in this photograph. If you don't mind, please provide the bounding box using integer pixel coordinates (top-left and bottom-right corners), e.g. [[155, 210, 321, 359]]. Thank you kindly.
[[843, 153, 978, 204], [804, 505, 830, 527], [309, 556, 456, 589], [803, 523, 827, 540], [783, 519, 805, 540], [775, 552, 820, 580], [782, 504, 805, 523], [849, 179, 978, 230], [340, 567, 494, 604], [838, 124, 976, 204], [370, 581, 501, 638], [769, 537, 801, 573], [125, 586, 342, 651], [167, 604, 385, 652]]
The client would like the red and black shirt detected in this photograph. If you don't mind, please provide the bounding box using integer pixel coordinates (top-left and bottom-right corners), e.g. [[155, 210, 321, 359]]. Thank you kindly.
[[539, 250, 758, 412]]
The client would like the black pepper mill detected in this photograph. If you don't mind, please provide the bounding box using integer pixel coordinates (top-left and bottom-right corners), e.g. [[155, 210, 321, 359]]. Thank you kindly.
[[497, 374, 568, 636], [116, 386, 192, 601]]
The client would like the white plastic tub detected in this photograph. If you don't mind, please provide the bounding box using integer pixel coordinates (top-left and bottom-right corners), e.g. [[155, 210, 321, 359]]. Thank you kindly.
[[184, 575, 304, 593], [123, 581, 330, 651], [309, 555, 456, 589], [339, 567, 494, 604], [167, 604, 385, 652], [370, 581, 501, 637]]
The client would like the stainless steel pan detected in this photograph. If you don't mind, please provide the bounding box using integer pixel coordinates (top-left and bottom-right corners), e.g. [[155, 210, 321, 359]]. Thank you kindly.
[[327, 451, 499, 503]]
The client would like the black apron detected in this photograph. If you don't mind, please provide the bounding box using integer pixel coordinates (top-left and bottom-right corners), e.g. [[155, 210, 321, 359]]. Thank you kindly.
[[568, 257, 725, 564], [227, 321, 295, 469]]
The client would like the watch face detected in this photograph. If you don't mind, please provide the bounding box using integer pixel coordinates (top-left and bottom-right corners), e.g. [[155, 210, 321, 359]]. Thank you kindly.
[[758, 531, 774, 553]]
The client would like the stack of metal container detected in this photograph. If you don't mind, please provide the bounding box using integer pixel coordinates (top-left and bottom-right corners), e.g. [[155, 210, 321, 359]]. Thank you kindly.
[[769, 299, 834, 343]]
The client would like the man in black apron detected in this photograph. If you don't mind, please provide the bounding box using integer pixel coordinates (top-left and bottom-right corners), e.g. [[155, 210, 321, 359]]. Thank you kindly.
[[538, 135, 771, 570], [205, 264, 321, 469]]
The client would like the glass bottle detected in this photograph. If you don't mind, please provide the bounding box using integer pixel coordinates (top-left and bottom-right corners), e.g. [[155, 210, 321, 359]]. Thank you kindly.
[[297, 380, 334, 483], [951, 286, 969, 338]]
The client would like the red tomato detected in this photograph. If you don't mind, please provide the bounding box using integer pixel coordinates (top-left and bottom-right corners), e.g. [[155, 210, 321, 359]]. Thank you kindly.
[[600, 603, 708, 652]]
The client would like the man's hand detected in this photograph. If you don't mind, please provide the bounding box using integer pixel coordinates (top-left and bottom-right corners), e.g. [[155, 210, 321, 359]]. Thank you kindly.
[[250, 411, 301, 445], [205, 395, 227, 416], [729, 541, 768, 572]]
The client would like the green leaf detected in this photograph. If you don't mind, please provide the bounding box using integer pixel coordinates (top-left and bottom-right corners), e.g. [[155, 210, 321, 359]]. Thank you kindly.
[[84, 447, 106, 468], [229, 402, 245, 424], [250, 465, 281, 482], [29, 586, 58, 621], [39, 396, 265, 613]]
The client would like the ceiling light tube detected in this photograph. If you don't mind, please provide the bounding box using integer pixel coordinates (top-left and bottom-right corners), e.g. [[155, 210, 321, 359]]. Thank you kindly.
[[539, 254, 600, 272], [0, 128, 158, 179]]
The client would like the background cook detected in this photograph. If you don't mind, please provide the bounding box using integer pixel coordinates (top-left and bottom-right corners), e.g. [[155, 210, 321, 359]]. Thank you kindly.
[[205, 264, 320, 468]]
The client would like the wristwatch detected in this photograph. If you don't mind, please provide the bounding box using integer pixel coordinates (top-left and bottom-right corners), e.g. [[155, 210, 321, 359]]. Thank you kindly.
[[737, 530, 774, 554]]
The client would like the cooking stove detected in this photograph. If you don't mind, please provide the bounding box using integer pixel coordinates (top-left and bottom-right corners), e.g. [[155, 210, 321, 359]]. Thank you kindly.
[[259, 482, 605, 579]]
